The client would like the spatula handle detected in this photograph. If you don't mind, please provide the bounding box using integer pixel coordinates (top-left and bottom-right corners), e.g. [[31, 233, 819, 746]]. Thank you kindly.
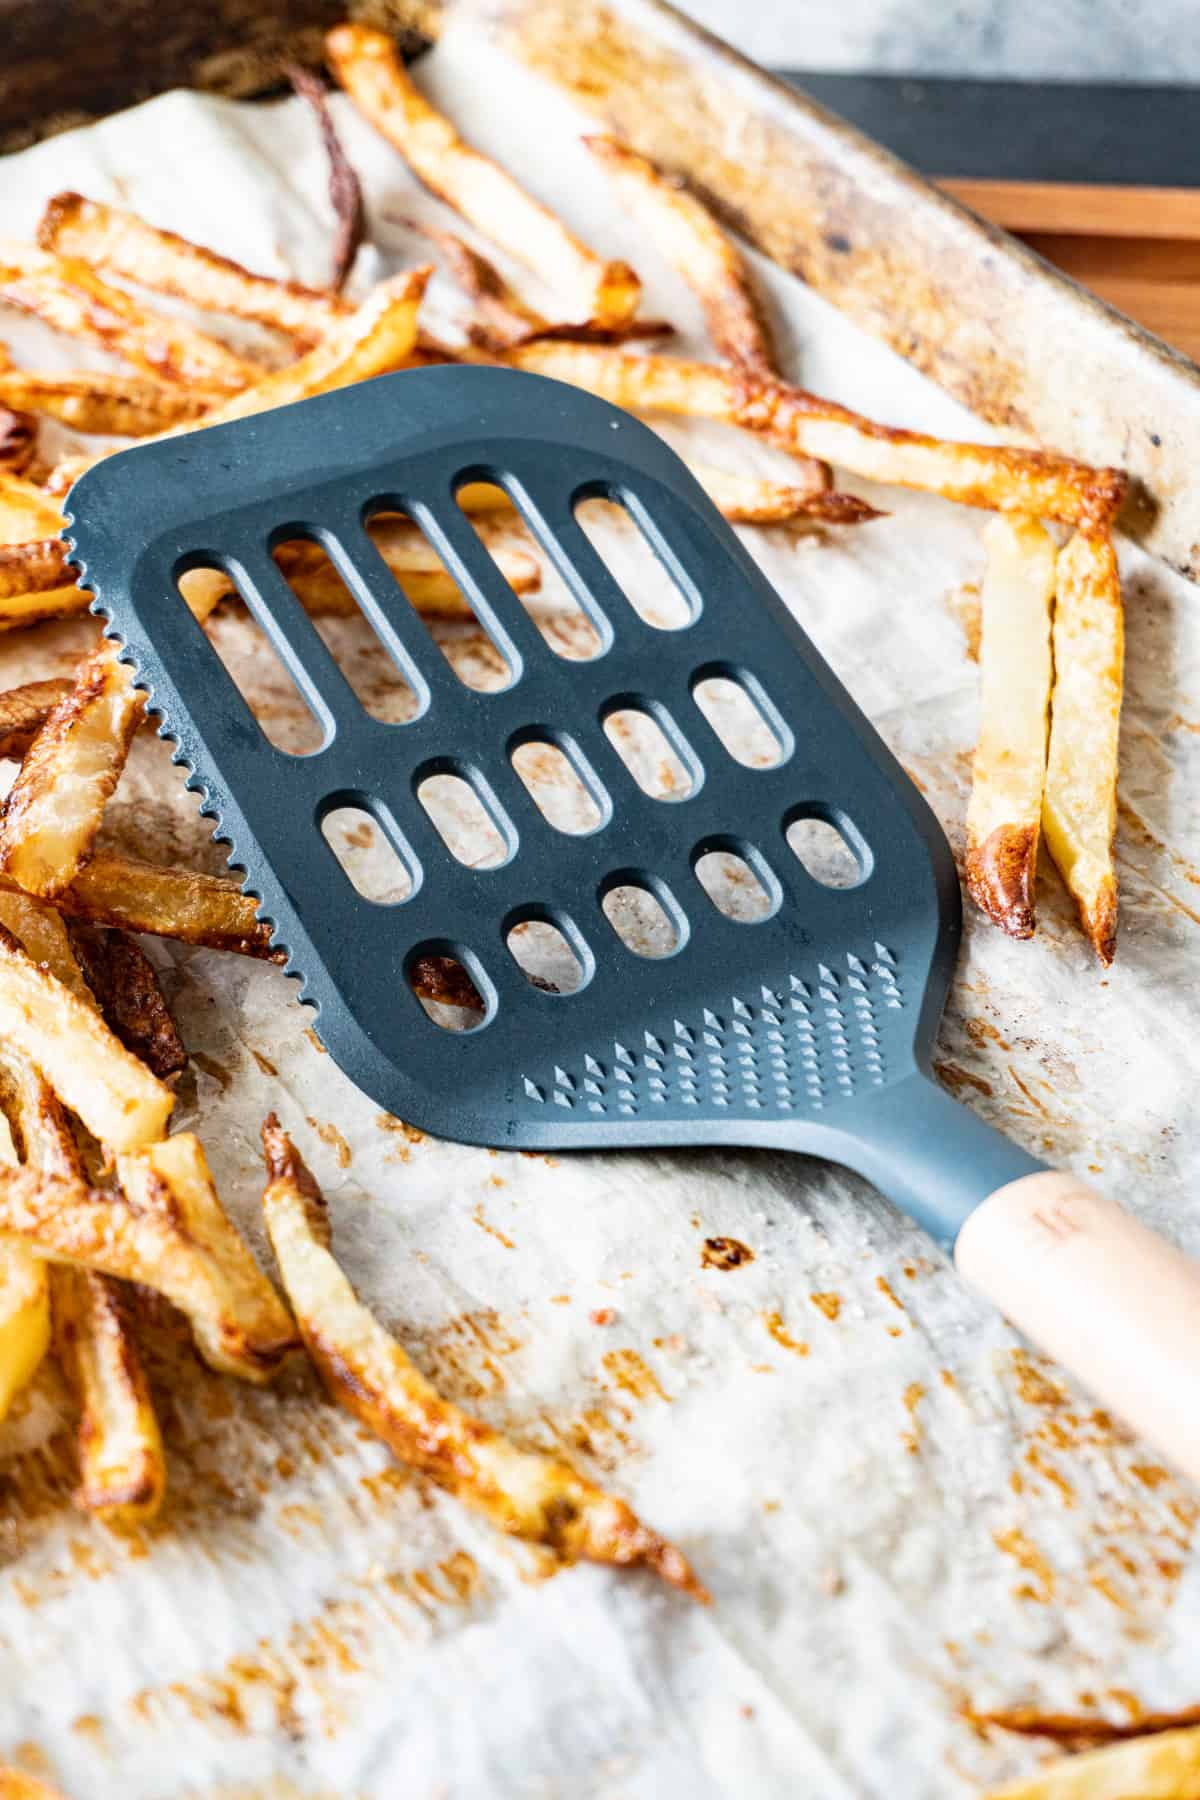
[[956, 1172, 1200, 1485]]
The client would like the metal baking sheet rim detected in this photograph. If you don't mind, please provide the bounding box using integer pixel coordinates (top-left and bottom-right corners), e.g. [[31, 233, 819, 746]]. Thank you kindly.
[[419, 0, 1200, 582]]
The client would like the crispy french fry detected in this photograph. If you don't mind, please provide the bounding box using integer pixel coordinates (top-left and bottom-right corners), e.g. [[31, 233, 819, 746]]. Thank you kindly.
[[327, 24, 640, 328], [690, 462, 879, 525], [260, 1117, 704, 1596], [117, 1133, 296, 1381], [0, 407, 35, 476], [984, 1723, 1200, 1799], [0, 472, 63, 541], [0, 678, 72, 757], [0, 368, 215, 435], [965, 516, 1056, 938], [1042, 526, 1124, 965], [0, 1158, 296, 1382], [0, 1232, 50, 1422], [162, 266, 429, 437], [0, 589, 92, 632], [65, 924, 187, 1080], [0, 887, 92, 1001], [39, 192, 349, 349], [0, 637, 145, 897], [0, 537, 70, 599], [0, 926, 172, 1151], [0, 244, 259, 393], [505, 343, 1128, 527], [585, 136, 775, 374]]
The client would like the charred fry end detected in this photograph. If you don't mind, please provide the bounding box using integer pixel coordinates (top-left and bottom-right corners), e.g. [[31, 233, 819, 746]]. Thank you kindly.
[[966, 825, 1038, 940]]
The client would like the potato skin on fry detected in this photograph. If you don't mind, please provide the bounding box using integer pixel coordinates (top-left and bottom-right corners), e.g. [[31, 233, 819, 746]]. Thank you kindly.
[[66, 923, 187, 1080], [261, 1117, 705, 1599]]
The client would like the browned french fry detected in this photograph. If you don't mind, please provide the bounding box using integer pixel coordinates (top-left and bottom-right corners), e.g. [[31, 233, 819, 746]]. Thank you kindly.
[[327, 24, 640, 328], [585, 136, 776, 374], [0, 887, 92, 1001], [690, 462, 879, 525], [0, 1158, 296, 1382], [0, 638, 145, 898], [0, 680, 72, 758], [0, 472, 63, 540], [39, 191, 350, 348], [0, 537, 70, 599], [505, 343, 1128, 527], [0, 407, 35, 476], [0, 926, 173, 1151], [261, 1116, 705, 1597], [0, 368, 216, 435], [965, 516, 1056, 938], [0, 244, 260, 393], [0, 1021, 166, 1524], [117, 1134, 297, 1381], [1041, 525, 1124, 966], [1, 853, 484, 1013], [984, 1723, 1200, 1799], [65, 923, 187, 1080]]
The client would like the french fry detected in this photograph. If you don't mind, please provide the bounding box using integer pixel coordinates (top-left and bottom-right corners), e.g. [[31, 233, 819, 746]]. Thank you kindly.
[[984, 1723, 1200, 1799], [260, 1117, 705, 1597], [39, 191, 349, 349], [1042, 525, 1124, 965], [690, 462, 880, 525], [0, 637, 146, 898], [0, 589, 92, 632], [159, 266, 429, 437], [117, 1133, 296, 1381], [65, 924, 187, 1080], [0, 926, 172, 1151], [585, 136, 776, 375], [0, 678, 73, 757], [0, 368, 216, 435], [0, 1033, 166, 1522], [0, 407, 35, 476], [0, 1232, 50, 1423], [965, 516, 1056, 938], [0, 1158, 297, 1382], [505, 343, 1128, 527], [0, 244, 259, 393], [327, 24, 641, 328], [0, 537, 70, 599], [0, 887, 92, 1001], [0, 472, 63, 541]]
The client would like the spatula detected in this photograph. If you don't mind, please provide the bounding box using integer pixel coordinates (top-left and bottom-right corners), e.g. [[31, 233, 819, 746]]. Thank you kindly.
[[64, 364, 1200, 1480]]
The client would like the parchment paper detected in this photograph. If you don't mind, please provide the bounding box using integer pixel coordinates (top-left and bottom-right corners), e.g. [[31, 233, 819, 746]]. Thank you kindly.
[[0, 24, 1198, 1798]]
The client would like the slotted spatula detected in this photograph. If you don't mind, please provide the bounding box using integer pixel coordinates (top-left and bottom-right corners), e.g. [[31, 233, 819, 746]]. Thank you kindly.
[[64, 365, 1200, 1479]]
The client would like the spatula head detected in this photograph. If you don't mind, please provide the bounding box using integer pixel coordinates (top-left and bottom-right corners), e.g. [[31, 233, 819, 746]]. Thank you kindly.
[[65, 366, 960, 1154]]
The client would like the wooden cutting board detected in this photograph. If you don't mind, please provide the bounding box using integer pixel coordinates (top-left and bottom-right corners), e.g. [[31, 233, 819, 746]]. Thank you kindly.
[[941, 179, 1200, 364]]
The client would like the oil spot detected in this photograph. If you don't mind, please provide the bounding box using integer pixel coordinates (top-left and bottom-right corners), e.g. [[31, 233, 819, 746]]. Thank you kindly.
[[761, 1310, 809, 1357], [306, 1117, 352, 1168], [701, 1236, 755, 1271], [994, 1525, 1056, 1603], [809, 1291, 841, 1321]]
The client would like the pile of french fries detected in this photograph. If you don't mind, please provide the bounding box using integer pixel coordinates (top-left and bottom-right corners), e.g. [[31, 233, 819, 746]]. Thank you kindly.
[[0, 20, 1131, 1580]]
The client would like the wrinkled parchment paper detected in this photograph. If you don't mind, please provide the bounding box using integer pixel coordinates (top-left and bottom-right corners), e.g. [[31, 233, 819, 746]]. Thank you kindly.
[[0, 24, 1199, 1798]]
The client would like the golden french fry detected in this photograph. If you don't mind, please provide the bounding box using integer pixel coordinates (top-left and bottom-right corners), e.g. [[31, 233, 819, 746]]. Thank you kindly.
[[4, 853, 277, 960], [327, 24, 641, 328], [0, 887, 92, 1001], [0, 367, 216, 435], [0, 244, 259, 393], [39, 191, 349, 348], [585, 136, 776, 374], [0, 678, 73, 758], [0, 537, 70, 599], [505, 343, 1128, 527], [0, 473, 64, 541], [0, 638, 145, 898], [0, 407, 35, 476], [53, 1263, 166, 1524], [277, 530, 541, 617], [0, 589, 92, 632], [0, 926, 172, 1151], [965, 516, 1056, 938], [1042, 525, 1124, 965], [0, 1140, 50, 1419], [0, 1158, 296, 1382], [117, 1134, 296, 1382], [984, 1723, 1200, 1799], [689, 462, 879, 524], [260, 1116, 705, 1597]]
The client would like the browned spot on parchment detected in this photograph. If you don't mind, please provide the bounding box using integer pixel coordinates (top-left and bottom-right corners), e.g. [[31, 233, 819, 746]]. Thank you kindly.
[[471, 1203, 515, 1250], [875, 1275, 905, 1314], [761, 1310, 808, 1357], [600, 1349, 670, 1404], [945, 581, 981, 660], [934, 1059, 994, 1100], [701, 1236, 754, 1271], [809, 1291, 841, 1321], [994, 1526, 1056, 1604], [306, 1117, 352, 1168]]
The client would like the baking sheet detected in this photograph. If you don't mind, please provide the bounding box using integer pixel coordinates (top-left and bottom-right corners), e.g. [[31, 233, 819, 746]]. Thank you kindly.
[[0, 23, 1198, 1798]]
